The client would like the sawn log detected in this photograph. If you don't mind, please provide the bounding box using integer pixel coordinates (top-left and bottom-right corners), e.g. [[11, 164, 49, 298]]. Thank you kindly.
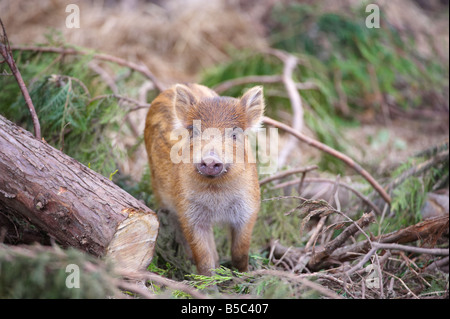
[[0, 114, 159, 271]]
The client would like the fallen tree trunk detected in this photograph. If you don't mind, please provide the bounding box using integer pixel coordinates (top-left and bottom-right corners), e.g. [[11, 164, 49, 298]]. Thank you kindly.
[[0, 115, 159, 271]]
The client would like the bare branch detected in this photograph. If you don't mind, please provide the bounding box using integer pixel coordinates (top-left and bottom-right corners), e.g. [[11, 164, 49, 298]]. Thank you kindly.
[[11, 45, 166, 92], [387, 150, 449, 192], [89, 94, 151, 110], [307, 211, 375, 271], [213, 75, 282, 94], [0, 19, 41, 139], [263, 116, 392, 205], [212, 74, 318, 95], [333, 215, 449, 262], [265, 49, 304, 167], [374, 243, 448, 255], [259, 165, 318, 186], [272, 177, 382, 216]]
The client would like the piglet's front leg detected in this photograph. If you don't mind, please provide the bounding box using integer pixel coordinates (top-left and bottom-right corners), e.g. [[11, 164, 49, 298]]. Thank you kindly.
[[230, 213, 257, 272], [181, 221, 218, 276]]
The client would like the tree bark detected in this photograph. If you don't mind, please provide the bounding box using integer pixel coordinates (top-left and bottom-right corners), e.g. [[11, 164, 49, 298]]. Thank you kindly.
[[0, 114, 159, 271]]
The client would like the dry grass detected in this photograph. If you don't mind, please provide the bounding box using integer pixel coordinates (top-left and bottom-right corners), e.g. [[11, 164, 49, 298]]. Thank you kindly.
[[2, 0, 448, 81], [0, 0, 267, 82], [318, 0, 449, 62]]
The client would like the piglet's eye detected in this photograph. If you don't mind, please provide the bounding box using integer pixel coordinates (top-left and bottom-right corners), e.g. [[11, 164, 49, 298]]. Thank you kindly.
[[190, 127, 201, 138], [186, 125, 196, 138], [230, 127, 241, 140]]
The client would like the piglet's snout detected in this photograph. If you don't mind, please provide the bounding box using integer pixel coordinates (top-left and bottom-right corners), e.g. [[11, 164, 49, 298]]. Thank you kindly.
[[196, 154, 228, 177]]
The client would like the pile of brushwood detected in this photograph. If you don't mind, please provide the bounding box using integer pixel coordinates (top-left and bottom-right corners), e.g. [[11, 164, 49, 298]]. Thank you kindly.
[[0, 1, 448, 299]]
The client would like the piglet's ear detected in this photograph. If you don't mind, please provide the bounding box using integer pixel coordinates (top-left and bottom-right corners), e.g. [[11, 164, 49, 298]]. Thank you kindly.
[[240, 86, 265, 130], [173, 84, 197, 128]]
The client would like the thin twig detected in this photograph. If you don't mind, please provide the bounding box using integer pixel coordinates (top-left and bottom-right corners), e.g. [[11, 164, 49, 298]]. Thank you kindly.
[[414, 140, 448, 158], [0, 19, 41, 139], [307, 211, 375, 271], [59, 78, 72, 151], [87, 60, 144, 138], [425, 256, 449, 272], [274, 245, 293, 268], [273, 177, 382, 216], [399, 251, 432, 288], [265, 49, 304, 168], [373, 247, 385, 299], [387, 150, 449, 192], [297, 272, 345, 286], [305, 176, 341, 251], [262, 195, 308, 202], [263, 115, 391, 205], [367, 64, 391, 126], [88, 61, 119, 94], [333, 215, 449, 263], [52, 74, 91, 98], [11, 45, 166, 92], [119, 270, 209, 299], [213, 74, 318, 94], [249, 269, 343, 299], [138, 81, 155, 104], [115, 279, 157, 299], [383, 271, 419, 299], [89, 94, 151, 109], [373, 243, 448, 256], [333, 68, 350, 116], [213, 75, 282, 94], [259, 165, 318, 186], [346, 243, 449, 276], [305, 215, 328, 251]]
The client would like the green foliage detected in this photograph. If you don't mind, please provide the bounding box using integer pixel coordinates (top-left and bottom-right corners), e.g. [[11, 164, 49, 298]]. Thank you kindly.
[[368, 142, 448, 238], [0, 43, 143, 177], [0, 244, 118, 298], [250, 275, 293, 298], [184, 265, 325, 298], [271, 2, 447, 110], [421, 273, 450, 297], [254, 187, 304, 248], [388, 154, 449, 231], [391, 175, 426, 227], [186, 266, 238, 290], [248, 274, 322, 298]]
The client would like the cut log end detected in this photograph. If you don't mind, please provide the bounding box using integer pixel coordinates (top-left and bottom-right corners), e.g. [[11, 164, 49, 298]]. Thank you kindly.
[[0, 115, 160, 273], [106, 209, 159, 272]]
